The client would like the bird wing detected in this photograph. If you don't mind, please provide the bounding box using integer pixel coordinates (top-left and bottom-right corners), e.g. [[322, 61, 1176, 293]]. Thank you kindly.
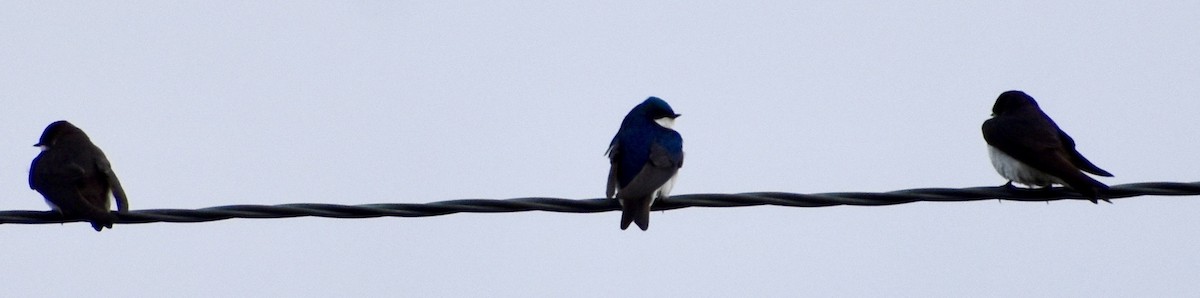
[[605, 142, 619, 199], [617, 142, 682, 201], [983, 115, 1108, 198], [1056, 127, 1113, 177], [983, 116, 1074, 172], [96, 151, 129, 212], [616, 142, 681, 230]]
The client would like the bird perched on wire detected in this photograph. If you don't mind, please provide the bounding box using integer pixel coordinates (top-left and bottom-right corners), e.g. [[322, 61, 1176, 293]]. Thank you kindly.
[[29, 121, 130, 231], [606, 97, 684, 230], [982, 90, 1114, 203]]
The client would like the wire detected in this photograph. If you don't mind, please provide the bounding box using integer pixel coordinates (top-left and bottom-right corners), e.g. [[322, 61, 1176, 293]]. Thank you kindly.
[[3, 181, 1198, 225]]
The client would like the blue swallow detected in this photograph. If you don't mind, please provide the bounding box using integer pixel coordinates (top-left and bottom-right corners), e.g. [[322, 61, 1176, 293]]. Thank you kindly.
[[606, 97, 684, 231]]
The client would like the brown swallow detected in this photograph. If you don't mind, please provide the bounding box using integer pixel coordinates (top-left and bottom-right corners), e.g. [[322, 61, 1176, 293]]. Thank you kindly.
[[29, 121, 129, 231], [982, 91, 1114, 203]]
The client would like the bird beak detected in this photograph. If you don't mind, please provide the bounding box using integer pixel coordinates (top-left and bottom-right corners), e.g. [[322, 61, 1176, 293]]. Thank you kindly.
[[671, 113, 682, 118]]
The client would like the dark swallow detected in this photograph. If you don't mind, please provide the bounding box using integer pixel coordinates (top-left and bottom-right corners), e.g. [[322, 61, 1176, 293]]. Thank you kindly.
[[29, 121, 129, 231], [982, 90, 1113, 203], [606, 97, 684, 231]]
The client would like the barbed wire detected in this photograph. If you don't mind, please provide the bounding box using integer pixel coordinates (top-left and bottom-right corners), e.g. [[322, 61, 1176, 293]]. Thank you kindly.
[[2, 181, 1198, 226]]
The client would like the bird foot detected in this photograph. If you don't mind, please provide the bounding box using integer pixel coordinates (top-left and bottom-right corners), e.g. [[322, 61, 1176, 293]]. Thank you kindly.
[[1000, 181, 1019, 190]]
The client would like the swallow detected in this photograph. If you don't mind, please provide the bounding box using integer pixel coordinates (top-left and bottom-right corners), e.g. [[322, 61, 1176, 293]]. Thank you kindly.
[[30, 121, 129, 231], [982, 90, 1113, 203], [606, 97, 684, 230]]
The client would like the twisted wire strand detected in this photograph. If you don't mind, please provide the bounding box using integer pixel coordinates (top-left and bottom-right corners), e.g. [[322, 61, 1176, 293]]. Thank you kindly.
[[2, 181, 1198, 225]]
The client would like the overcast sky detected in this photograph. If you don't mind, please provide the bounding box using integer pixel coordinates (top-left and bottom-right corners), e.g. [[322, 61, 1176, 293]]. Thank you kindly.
[[2, 1, 1199, 297]]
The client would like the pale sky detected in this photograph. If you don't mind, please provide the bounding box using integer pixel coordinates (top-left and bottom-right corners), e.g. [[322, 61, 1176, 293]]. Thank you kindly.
[[2, 1, 1199, 297]]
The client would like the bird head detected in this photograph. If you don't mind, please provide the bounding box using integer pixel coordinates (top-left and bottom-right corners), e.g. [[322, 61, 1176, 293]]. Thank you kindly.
[[992, 90, 1039, 117], [640, 97, 681, 128], [34, 120, 85, 150]]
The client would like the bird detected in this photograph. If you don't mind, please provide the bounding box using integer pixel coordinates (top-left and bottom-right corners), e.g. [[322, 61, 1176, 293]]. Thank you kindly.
[[29, 121, 130, 231], [606, 97, 684, 230], [981, 90, 1113, 203]]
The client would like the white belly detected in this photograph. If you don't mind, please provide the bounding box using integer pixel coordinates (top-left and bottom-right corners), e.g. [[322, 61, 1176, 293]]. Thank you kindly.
[[987, 145, 1064, 187]]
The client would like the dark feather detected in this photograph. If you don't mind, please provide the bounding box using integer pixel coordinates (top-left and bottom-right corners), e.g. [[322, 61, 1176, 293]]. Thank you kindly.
[[605, 143, 619, 199], [982, 93, 1111, 203], [616, 143, 681, 230], [29, 121, 125, 231], [1056, 128, 1113, 177]]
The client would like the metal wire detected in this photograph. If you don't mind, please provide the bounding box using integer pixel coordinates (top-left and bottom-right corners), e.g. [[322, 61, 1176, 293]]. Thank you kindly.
[[3, 181, 1198, 226]]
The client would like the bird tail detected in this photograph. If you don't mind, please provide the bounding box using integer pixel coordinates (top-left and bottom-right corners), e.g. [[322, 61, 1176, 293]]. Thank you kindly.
[[1064, 174, 1111, 204], [1069, 150, 1113, 177], [86, 211, 116, 232], [619, 197, 652, 231]]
